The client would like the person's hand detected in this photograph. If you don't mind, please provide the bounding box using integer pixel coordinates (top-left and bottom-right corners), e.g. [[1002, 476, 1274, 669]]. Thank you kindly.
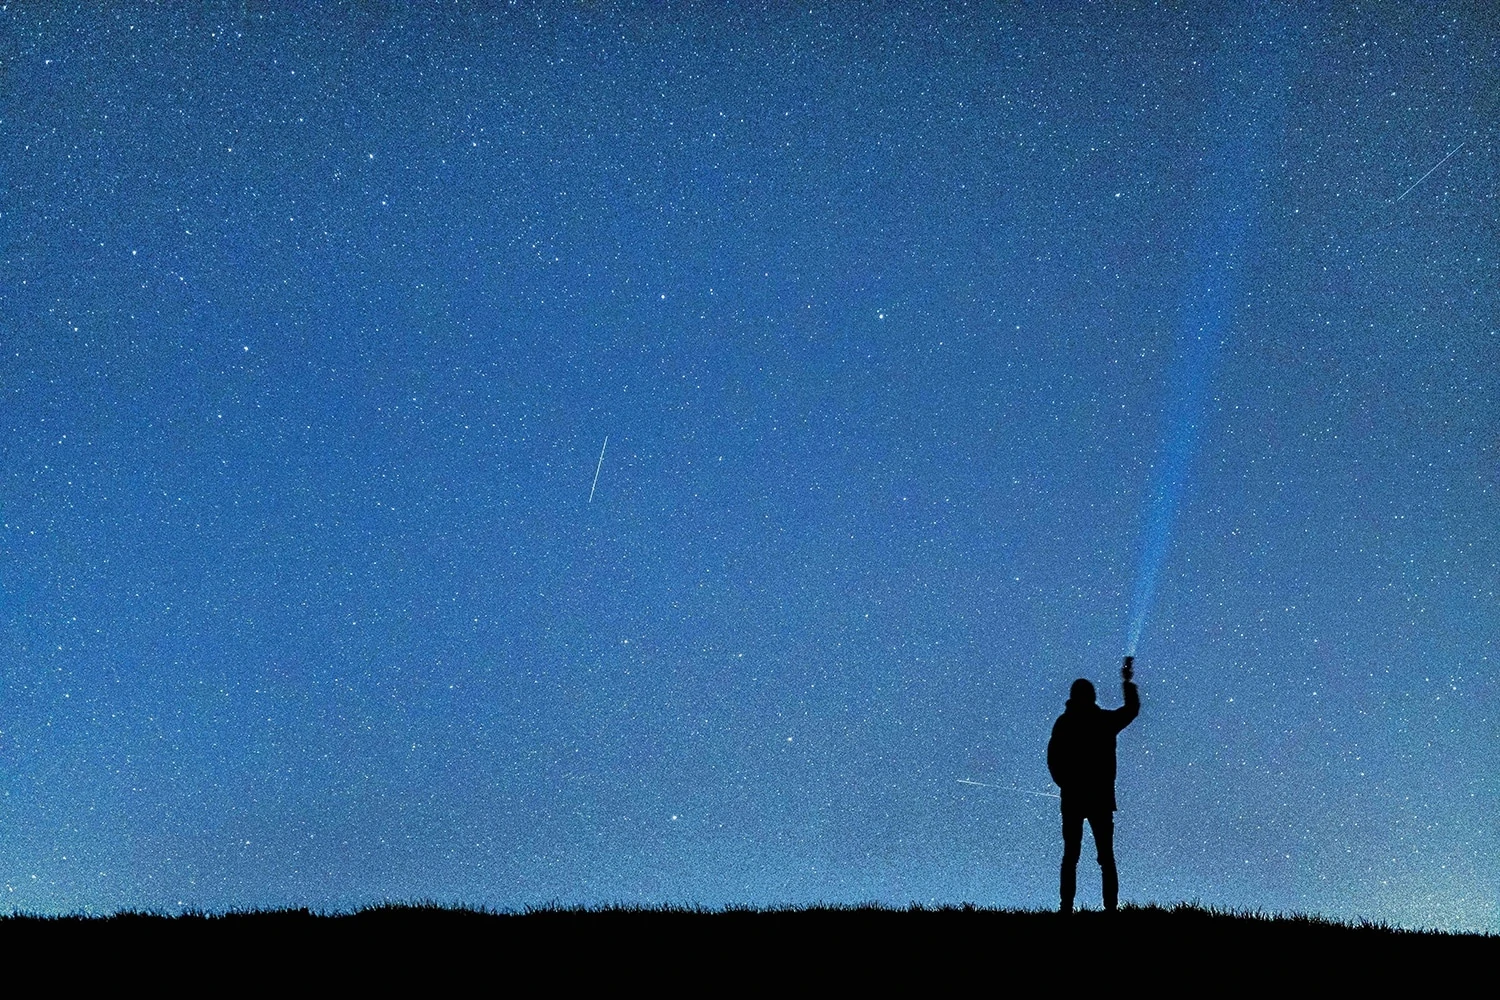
[[1121, 657, 1134, 683]]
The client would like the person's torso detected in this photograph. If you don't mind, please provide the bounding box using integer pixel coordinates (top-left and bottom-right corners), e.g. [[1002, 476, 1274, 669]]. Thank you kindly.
[[1054, 707, 1118, 789]]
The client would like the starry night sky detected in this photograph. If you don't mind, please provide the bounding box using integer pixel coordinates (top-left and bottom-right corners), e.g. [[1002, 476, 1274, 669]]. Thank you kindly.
[[3, 3, 1497, 927]]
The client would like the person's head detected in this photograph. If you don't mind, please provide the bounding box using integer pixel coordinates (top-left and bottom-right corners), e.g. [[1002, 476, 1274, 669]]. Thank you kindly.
[[1068, 678, 1096, 707]]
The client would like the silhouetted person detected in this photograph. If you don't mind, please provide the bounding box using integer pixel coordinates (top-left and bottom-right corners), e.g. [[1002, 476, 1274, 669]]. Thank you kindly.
[[1047, 658, 1140, 913]]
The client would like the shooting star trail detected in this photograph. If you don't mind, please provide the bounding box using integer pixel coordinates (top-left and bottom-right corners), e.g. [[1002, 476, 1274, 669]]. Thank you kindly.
[[957, 779, 1060, 799], [1394, 141, 1464, 203], [588, 435, 608, 503]]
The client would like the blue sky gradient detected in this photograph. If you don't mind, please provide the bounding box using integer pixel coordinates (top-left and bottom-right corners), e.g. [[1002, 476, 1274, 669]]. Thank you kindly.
[[2, 3, 1497, 928]]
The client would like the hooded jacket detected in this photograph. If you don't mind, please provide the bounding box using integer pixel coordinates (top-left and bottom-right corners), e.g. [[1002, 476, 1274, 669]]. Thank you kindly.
[[1047, 681, 1140, 814]]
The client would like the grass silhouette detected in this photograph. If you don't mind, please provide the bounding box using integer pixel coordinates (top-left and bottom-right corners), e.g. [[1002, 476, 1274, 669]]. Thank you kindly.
[[3, 901, 1493, 983]]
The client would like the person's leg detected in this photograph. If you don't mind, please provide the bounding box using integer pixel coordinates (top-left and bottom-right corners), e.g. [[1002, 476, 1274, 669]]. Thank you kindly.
[[1060, 811, 1084, 913], [1091, 814, 1118, 911]]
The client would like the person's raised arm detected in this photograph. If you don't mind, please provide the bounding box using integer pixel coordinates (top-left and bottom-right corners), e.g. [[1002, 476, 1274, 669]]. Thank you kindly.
[[1115, 656, 1140, 731]]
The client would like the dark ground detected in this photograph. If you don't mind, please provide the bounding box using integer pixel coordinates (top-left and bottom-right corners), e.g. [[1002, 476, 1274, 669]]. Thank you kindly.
[[2, 904, 1492, 985]]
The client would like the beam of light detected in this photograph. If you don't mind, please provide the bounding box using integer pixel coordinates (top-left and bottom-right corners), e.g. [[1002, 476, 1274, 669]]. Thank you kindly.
[[956, 778, 1060, 799], [1125, 36, 1289, 657], [1125, 210, 1246, 659], [1125, 313, 1225, 656], [1122, 3, 1296, 659], [588, 435, 608, 503]]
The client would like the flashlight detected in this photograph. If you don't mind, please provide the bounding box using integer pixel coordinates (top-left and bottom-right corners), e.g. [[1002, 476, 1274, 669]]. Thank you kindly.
[[1122, 655, 1134, 682]]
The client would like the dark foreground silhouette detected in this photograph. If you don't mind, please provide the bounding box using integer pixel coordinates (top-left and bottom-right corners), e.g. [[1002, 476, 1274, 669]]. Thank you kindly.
[[2, 904, 1493, 983], [1048, 657, 1140, 912]]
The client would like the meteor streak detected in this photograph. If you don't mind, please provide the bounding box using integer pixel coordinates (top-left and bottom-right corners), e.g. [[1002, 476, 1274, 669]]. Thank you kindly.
[[1394, 141, 1465, 203], [588, 435, 608, 503], [957, 778, 1060, 799]]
